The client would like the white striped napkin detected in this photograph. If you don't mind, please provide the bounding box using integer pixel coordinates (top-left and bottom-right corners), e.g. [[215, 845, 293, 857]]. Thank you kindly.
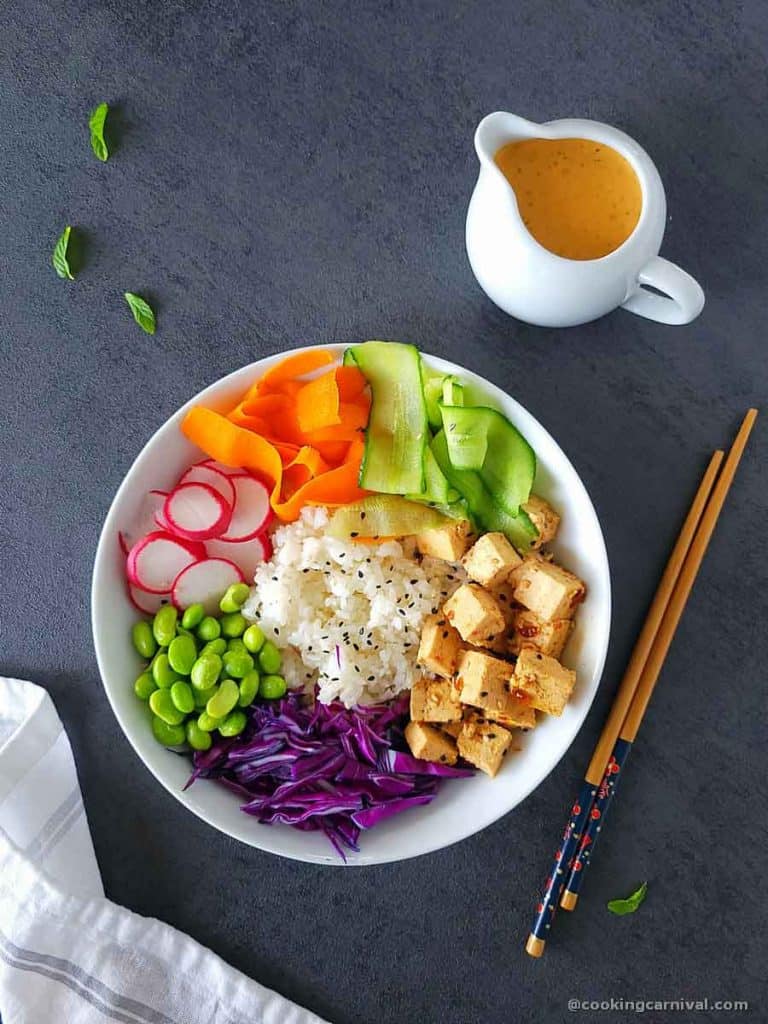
[[0, 677, 328, 1024]]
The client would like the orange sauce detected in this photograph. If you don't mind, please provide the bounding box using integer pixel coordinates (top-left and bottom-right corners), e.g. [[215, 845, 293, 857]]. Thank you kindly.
[[494, 137, 642, 260]]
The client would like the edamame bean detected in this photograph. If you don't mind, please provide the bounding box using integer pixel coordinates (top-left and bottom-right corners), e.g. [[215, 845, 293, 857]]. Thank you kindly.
[[131, 621, 157, 659], [206, 678, 239, 718], [200, 638, 227, 657], [152, 605, 178, 647], [176, 625, 198, 641], [257, 640, 282, 674], [243, 623, 265, 654], [260, 674, 287, 700], [181, 603, 205, 629], [219, 710, 247, 737], [197, 711, 225, 732], [152, 653, 180, 689], [133, 671, 157, 701], [151, 716, 186, 746], [238, 671, 260, 707], [220, 612, 247, 638], [168, 634, 197, 675], [226, 638, 247, 654], [197, 616, 221, 642], [194, 683, 218, 708], [149, 687, 187, 725], [190, 653, 222, 691], [170, 680, 195, 714], [186, 718, 212, 751], [219, 583, 251, 613], [222, 649, 254, 679]]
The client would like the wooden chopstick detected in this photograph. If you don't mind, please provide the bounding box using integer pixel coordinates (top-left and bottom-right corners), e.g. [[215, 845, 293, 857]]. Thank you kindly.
[[557, 409, 757, 912], [525, 407, 757, 957]]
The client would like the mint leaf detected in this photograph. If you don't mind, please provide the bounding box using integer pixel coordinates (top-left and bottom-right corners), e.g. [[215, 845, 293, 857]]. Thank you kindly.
[[607, 881, 647, 916], [124, 292, 156, 334], [52, 225, 75, 280], [89, 102, 109, 162]]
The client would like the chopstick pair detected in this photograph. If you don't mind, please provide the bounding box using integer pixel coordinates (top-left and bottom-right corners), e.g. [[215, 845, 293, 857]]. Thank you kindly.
[[525, 408, 758, 958]]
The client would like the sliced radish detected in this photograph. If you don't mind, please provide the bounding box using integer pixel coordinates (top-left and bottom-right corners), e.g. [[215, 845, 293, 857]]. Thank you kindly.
[[220, 474, 273, 541], [179, 462, 236, 507], [122, 490, 170, 550], [171, 558, 246, 614], [128, 582, 173, 616], [202, 459, 242, 477], [126, 531, 205, 594], [163, 483, 232, 541], [205, 534, 272, 582], [119, 531, 130, 557], [151, 489, 172, 531]]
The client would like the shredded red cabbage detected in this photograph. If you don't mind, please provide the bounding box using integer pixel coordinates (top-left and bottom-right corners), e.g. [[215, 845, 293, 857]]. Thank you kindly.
[[185, 691, 473, 858]]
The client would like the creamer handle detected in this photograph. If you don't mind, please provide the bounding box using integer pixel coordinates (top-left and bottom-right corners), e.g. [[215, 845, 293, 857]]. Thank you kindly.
[[621, 256, 705, 325]]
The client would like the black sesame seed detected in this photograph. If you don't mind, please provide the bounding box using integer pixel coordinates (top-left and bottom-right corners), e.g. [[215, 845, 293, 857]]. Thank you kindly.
[[367, 675, 375, 682], [360, 511, 366, 520], [302, 568, 310, 574], [357, 570, 364, 579], [480, 690, 488, 697], [350, 532, 359, 538], [442, 630, 450, 639], [410, 579, 418, 586]]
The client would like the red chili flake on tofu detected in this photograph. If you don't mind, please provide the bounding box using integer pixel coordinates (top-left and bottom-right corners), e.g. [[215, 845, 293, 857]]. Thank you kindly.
[[519, 624, 539, 638]]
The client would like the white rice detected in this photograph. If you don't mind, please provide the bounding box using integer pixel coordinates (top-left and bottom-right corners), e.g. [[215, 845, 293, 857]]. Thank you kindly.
[[243, 507, 464, 707]]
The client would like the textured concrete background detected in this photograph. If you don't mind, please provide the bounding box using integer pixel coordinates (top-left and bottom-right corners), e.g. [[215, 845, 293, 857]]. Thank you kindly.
[[1, 2, 766, 1021]]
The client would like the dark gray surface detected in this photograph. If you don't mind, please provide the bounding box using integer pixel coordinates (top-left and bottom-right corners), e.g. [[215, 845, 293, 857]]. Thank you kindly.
[[1, 2, 766, 1021]]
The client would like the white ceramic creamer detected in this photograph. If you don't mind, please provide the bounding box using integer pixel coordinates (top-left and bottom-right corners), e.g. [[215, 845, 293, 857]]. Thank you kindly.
[[466, 112, 705, 327]]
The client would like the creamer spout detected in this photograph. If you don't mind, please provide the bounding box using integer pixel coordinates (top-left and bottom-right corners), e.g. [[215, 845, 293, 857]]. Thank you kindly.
[[474, 112, 540, 167]]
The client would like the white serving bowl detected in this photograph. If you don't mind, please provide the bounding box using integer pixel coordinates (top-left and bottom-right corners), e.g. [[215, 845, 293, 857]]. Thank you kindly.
[[92, 345, 611, 865]]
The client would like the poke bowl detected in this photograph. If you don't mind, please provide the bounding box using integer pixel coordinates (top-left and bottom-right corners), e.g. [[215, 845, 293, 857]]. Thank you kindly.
[[92, 343, 611, 865]]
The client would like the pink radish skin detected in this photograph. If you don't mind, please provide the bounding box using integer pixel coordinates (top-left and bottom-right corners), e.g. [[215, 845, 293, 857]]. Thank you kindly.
[[179, 462, 236, 507], [205, 534, 272, 582], [171, 558, 246, 615], [128, 582, 173, 616], [119, 531, 130, 557], [127, 531, 205, 594], [163, 482, 232, 542], [220, 474, 273, 541]]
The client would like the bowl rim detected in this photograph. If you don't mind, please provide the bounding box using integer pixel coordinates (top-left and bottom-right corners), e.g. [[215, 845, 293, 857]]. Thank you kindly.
[[92, 343, 611, 865]]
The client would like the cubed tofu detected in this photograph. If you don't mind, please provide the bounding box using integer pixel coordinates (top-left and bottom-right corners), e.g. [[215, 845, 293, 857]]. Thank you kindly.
[[508, 608, 573, 659], [409, 675, 462, 723], [488, 582, 521, 628], [462, 532, 523, 588], [417, 614, 463, 679], [443, 583, 506, 645], [512, 558, 586, 621], [512, 646, 576, 717], [522, 495, 561, 550], [484, 698, 537, 731], [405, 720, 458, 765], [415, 519, 472, 562], [455, 649, 514, 714], [457, 719, 514, 777]]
